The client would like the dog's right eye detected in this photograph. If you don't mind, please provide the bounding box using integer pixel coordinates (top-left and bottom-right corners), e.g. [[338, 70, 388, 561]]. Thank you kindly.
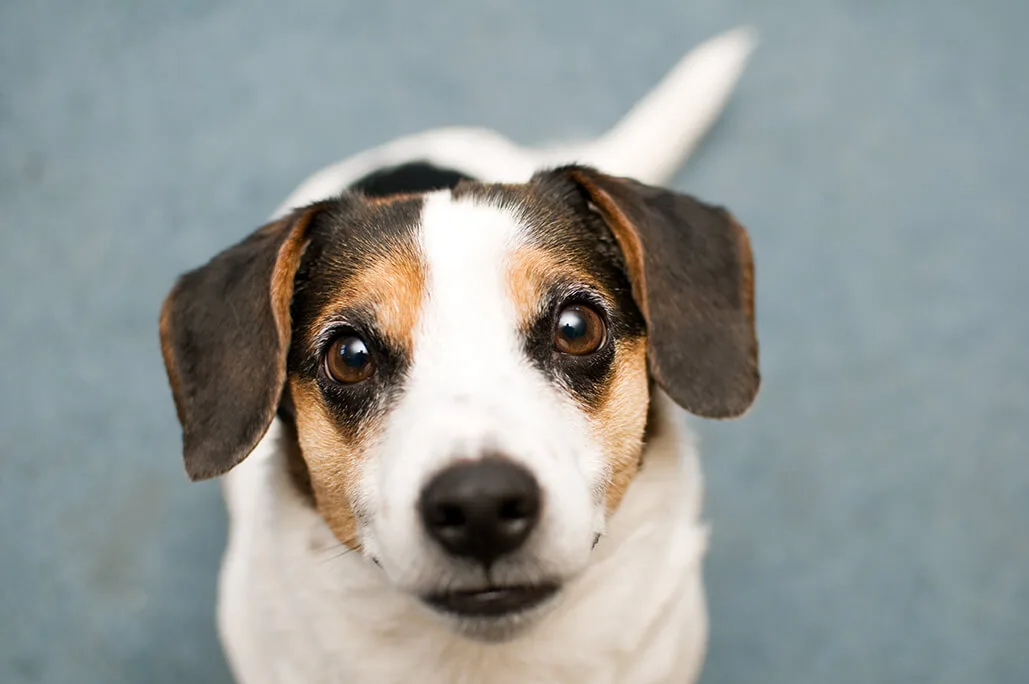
[[324, 335, 376, 384]]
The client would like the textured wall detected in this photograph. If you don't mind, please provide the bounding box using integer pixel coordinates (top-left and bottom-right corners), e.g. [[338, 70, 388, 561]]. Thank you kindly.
[[1, 1, 1026, 682]]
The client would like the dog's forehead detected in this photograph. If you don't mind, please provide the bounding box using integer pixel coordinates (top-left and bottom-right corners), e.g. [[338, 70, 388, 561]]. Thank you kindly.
[[450, 179, 610, 252], [413, 191, 542, 365], [289, 182, 629, 357]]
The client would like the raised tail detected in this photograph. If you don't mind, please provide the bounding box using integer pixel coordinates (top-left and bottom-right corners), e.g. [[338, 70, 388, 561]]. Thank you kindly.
[[535, 27, 757, 186]]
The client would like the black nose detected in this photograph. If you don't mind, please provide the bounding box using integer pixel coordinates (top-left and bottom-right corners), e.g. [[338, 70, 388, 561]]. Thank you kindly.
[[419, 458, 541, 567]]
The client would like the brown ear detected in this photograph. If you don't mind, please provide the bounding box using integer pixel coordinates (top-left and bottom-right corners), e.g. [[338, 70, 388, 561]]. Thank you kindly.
[[553, 166, 759, 418], [159, 205, 321, 480]]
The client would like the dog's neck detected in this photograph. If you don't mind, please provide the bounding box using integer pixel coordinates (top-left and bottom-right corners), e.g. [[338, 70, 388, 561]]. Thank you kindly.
[[218, 390, 708, 684]]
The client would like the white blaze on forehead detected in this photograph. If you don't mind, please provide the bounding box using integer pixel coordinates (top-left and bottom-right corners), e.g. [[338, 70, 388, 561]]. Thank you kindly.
[[413, 192, 527, 396]]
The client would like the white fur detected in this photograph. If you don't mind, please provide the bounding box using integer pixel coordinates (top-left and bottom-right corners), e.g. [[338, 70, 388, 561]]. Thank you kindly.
[[219, 27, 756, 683]]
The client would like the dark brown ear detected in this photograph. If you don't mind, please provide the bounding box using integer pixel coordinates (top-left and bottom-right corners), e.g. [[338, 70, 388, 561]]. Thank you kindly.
[[159, 205, 321, 480], [550, 166, 759, 418]]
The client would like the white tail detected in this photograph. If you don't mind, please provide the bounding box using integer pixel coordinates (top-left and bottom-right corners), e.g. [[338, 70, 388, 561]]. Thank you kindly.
[[536, 27, 758, 185]]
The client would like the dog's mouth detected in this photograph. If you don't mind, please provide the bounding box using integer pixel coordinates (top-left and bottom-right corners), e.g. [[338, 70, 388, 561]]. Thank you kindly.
[[423, 582, 560, 618]]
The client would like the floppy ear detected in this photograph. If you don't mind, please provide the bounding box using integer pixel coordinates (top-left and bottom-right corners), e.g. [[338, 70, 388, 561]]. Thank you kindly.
[[550, 166, 759, 418], [159, 204, 322, 480]]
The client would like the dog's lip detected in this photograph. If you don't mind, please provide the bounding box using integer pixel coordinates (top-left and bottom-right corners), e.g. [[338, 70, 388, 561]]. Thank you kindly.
[[423, 583, 560, 618]]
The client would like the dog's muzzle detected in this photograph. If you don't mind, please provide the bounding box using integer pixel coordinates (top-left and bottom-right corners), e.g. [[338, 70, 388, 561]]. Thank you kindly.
[[418, 457, 557, 619]]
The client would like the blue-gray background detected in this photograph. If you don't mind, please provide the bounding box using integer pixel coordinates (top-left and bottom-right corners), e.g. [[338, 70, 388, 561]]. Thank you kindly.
[[2, 1, 1026, 682]]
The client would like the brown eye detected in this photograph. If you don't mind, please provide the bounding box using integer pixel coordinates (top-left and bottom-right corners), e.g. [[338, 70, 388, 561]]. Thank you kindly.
[[324, 335, 375, 384], [554, 304, 606, 355]]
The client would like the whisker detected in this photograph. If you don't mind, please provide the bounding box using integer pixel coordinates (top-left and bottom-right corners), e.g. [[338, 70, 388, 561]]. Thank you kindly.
[[318, 544, 358, 565]]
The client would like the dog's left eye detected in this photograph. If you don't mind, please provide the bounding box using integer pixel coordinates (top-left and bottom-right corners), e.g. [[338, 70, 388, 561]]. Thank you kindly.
[[324, 335, 376, 384], [554, 304, 606, 355]]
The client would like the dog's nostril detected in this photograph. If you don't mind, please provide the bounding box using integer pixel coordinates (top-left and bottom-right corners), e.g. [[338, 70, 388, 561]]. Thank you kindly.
[[419, 457, 541, 567], [432, 504, 466, 528], [498, 496, 534, 521]]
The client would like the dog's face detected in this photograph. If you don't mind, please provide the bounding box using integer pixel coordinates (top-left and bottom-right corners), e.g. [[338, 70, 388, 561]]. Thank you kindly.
[[160, 166, 758, 639]]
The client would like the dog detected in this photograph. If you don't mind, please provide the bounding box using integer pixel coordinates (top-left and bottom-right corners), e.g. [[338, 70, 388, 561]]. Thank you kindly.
[[159, 28, 760, 684]]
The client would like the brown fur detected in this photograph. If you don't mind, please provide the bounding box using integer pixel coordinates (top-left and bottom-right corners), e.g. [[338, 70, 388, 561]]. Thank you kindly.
[[288, 379, 373, 548], [592, 338, 650, 513], [307, 243, 426, 356], [734, 218, 756, 321], [567, 173, 650, 322], [504, 245, 604, 328], [270, 219, 315, 350], [158, 297, 185, 427], [366, 192, 422, 206]]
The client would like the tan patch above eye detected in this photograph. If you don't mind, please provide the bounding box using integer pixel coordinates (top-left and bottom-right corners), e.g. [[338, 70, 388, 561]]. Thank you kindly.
[[365, 192, 421, 206], [312, 241, 427, 355], [592, 337, 650, 515], [504, 244, 602, 328]]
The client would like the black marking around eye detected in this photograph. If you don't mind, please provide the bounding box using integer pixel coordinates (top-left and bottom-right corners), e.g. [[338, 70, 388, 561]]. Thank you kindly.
[[299, 315, 411, 429], [522, 290, 617, 410]]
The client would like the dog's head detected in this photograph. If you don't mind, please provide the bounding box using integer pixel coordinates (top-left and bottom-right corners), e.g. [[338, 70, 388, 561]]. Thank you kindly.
[[159, 165, 758, 638]]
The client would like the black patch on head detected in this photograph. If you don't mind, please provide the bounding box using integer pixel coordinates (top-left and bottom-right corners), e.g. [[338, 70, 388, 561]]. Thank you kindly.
[[350, 162, 474, 198], [459, 180, 647, 411], [287, 196, 424, 437]]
